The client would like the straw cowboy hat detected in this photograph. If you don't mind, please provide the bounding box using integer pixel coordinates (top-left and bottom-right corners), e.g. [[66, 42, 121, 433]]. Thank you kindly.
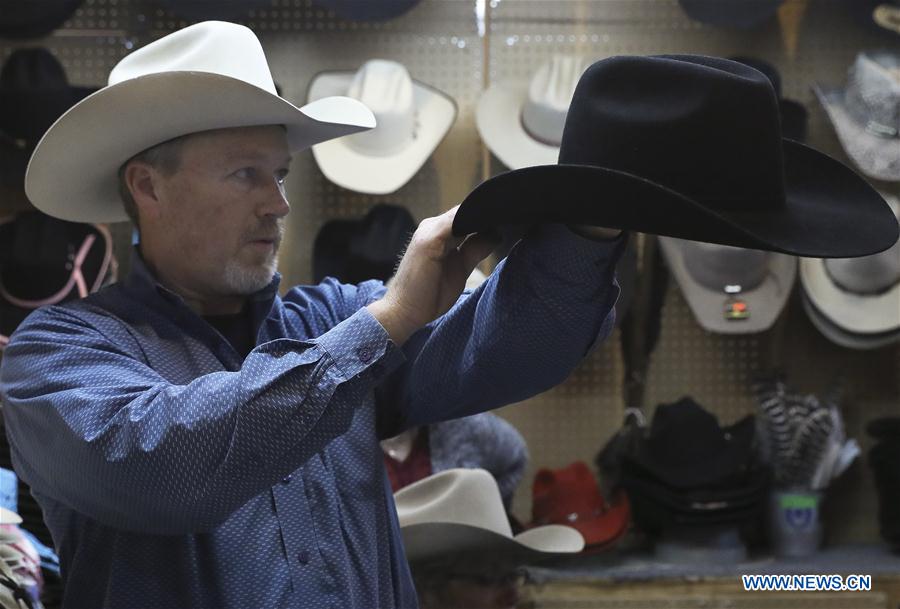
[[308, 59, 456, 194], [395, 468, 584, 565], [25, 20, 376, 223], [454, 55, 899, 259], [476, 55, 590, 170]]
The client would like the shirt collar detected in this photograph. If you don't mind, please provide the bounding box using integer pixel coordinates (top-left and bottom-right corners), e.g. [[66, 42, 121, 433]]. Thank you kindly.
[[123, 247, 282, 331]]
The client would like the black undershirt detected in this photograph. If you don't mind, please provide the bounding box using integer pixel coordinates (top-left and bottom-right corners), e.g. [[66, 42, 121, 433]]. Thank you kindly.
[[204, 308, 255, 359]]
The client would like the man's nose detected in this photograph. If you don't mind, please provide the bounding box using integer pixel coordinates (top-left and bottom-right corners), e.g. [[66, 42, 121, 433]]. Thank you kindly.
[[259, 177, 290, 219]]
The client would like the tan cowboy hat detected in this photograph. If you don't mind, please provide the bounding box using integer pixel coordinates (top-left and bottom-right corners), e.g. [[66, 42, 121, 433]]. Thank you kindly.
[[395, 468, 584, 565], [477, 55, 590, 170], [25, 20, 376, 224], [308, 59, 456, 194]]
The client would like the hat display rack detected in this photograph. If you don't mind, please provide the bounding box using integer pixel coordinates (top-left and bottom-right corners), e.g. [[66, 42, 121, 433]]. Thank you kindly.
[[0, 0, 896, 578]]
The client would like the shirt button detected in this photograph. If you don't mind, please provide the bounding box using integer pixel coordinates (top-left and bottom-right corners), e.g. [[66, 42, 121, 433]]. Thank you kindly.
[[357, 346, 373, 363], [281, 474, 292, 485], [297, 551, 310, 565]]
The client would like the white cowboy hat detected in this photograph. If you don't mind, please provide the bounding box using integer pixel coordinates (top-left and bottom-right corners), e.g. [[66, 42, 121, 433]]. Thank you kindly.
[[307, 59, 456, 194], [395, 468, 584, 564], [801, 291, 900, 350], [659, 237, 797, 334], [800, 194, 900, 339], [476, 55, 589, 170], [25, 20, 376, 224]]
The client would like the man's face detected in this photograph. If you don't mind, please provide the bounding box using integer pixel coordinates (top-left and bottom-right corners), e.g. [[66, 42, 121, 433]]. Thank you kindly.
[[143, 125, 291, 300]]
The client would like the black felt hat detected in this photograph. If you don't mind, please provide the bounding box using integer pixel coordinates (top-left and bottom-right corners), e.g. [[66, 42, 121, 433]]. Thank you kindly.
[[313, 203, 416, 284], [626, 397, 757, 490], [0, 0, 82, 39], [729, 56, 808, 143], [0, 48, 94, 212], [453, 55, 899, 259]]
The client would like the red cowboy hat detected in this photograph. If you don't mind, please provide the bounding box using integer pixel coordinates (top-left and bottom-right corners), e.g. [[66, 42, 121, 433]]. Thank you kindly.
[[531, 461, 630, 550]]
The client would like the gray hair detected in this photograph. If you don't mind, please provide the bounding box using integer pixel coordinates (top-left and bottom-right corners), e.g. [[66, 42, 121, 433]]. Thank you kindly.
[[117, 136, 187, 229]]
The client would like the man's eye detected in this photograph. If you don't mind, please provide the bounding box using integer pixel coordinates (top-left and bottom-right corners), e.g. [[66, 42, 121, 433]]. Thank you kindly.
[[276, 170, 288, 186], [234, 168, 254, 180]]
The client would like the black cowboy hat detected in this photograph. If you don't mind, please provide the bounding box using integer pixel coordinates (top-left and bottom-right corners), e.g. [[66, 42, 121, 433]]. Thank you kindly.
[[0, 48, 94, 213], [626, 397, 758, 490], [729, 56, 808, 143], [0, 0, 82, 39], [453, 55, 899, 259]]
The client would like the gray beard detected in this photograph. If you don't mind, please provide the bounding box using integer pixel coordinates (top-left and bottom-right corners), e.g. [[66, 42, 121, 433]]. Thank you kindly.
[[222, 254, 279, 294]]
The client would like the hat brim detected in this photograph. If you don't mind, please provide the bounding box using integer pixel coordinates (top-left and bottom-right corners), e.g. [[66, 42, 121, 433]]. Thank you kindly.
[[476, 81, 561, 170], [799, 256, 900, 335], [308, 71, 456, 194], [25, 71, 375, 224], [801, 290, 900, 349], [0, 507, 21, 525], [401, 522, 584, 565], [571, 492, 631, 548], [452, 139, 899, 258], [814, 84, 900, 182], [659, 236, 797, 334]]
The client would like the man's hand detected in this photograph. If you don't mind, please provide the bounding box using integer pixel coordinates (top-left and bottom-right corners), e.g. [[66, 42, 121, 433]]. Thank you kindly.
[[367, 205, 500, 345], [567, 224, 623, 241]]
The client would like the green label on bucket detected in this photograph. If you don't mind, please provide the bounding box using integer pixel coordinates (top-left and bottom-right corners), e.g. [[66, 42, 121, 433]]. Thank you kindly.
[[779, 494, 818, 510]]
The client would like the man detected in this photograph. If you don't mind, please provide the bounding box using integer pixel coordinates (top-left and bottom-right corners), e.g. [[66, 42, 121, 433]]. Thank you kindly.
[[0, 22, 625, 609]]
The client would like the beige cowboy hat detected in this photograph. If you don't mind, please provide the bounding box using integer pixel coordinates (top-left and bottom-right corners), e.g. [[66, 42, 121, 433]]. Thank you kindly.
[[800, 193, 900, 341], [395, 468, 584, 565], [659, 237, 797, 334], [477, 55, 590, 170], [25, 20, 376, 224], [307, 59, 456, 194]]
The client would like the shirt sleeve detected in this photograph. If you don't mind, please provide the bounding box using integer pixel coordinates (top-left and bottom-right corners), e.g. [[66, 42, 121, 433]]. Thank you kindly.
[[0, 302, 403, 536], [376, 223, 627, 436]]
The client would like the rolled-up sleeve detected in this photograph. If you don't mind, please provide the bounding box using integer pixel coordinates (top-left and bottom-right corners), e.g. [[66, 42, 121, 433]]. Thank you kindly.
[[377, 223, 627, 435]]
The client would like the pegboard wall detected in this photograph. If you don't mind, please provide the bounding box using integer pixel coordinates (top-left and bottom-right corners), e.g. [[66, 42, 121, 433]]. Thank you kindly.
[[1, 0, 897, 547]]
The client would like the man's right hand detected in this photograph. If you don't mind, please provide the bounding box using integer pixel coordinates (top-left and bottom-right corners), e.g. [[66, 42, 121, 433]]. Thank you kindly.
[[366, 205, 499, 345]]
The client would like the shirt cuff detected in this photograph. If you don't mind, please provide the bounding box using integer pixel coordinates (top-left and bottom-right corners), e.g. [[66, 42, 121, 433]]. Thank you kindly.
[[518, 223, 630, 284], [313, 307, 406, 384]]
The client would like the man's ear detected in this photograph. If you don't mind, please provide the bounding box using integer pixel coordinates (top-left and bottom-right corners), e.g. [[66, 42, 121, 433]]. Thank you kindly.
[[124, 161, 163, 220]]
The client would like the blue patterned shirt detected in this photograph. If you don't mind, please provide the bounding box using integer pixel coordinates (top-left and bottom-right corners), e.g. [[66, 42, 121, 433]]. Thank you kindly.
[[0, 224, 625, 609]]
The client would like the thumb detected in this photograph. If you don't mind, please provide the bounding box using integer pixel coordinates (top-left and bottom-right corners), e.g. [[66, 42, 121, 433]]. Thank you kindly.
[[457, 230, 502, 272]]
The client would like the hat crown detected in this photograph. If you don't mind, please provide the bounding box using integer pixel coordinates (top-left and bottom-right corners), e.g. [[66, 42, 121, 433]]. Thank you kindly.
[[824, 195, 900, 294], [844, 51, 900, 139], [108, 21, 278, 95], [346, 59, 415, 156], [522, 55, 589, 146], [395, 468, 513, 537], [559, 55, 788, 213], [532, 461, 605, 524], [681, 241, 770, 292], [648, 398, 741, 466]]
